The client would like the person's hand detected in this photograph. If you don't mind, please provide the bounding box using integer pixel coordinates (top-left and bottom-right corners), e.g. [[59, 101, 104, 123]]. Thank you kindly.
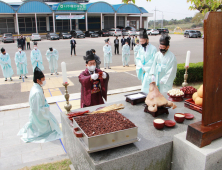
[[152, 75, 156, 82], [91, 73, 98, 80], [102, 72, 107, 79], [36, 60, 38, 62], [142, 65, 145, 71], [160, 81, 164, 84]]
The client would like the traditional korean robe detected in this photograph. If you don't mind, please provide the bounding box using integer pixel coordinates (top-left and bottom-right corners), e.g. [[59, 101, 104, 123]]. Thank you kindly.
[[103, 45, 112, 64], [31, 49, 44, 71], [18, 83, 62, 143], [45, 49, 59, 73], [136, 44, 157, 94], [134, 44, 141, 64], [79, 68, 109, 108], [15, 51, 28, 75], [0, 53, 14, 78], [122, 44, 130, 66], [150, 50, 177, 93]]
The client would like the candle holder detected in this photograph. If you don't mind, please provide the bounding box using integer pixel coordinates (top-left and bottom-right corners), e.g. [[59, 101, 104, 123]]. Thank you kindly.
[[182, 66, 188, 87], [63, 82, 72, 114]]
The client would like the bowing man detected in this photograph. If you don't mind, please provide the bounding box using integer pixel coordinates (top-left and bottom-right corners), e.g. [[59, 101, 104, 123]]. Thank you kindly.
[[46, 47, 59, 75], [79, 50, 109, 108], [15, 45, 28, 79], [18, 67, 62, 143], [0, 48, 14, 81], [136, 29, 157, 94], [150, 34, 177, 94], [103, 39, 112, 69], [122, 41, 130, 67], [30, 42, 44, 71]]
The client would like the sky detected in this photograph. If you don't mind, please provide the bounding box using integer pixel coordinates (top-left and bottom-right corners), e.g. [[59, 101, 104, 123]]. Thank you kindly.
[[3, 0, 199, 20]]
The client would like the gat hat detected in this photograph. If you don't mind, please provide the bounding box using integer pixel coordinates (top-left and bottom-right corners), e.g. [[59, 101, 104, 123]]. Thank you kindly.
[[159, 33, 171, 46], [83, 50, 95, 62], [49, 47, 53, 51], [139, 29, 148, 39], [104, 39, 109, 43], [1, 47, 5, 53], [33, 67, 44, 83], [33, 42, 38, 46]]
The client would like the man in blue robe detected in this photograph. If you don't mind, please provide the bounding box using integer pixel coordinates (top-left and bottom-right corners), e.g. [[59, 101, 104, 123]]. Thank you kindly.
[[18, 67, 62, 143], [150, 34, 177, 93], [30, 42, 44, 71], [0, 48, 14, 81], [45, 47, 59, 75], [136, 29, 157, 94], [15, 45, 28, 79]]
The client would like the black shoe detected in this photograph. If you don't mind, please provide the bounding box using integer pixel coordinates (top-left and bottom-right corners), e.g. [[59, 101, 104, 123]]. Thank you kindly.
[[55, 72, 59, 75], [25, 76, 28, 79], [108, 67, 111, 69], [19, 76, 22, 79], [10, 78, 13, 81], [5, 78, 7, 81], [51, 73, 53, 75], [104, 68, 106, 69]]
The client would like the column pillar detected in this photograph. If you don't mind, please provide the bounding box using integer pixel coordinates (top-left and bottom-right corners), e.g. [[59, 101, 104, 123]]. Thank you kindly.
[[53, 12, 56, 33], [125, 16, 127, 27], [70, 13, 72, 31], [35, 13, 38, 33], [140, 14, 142, 28], [75, 19, 79, 30], [16, 13, 19, 35], [46, 16, 50, 31], [147, 17, 149, 29], [114, 12, 117, 29], [85, 12, 88, 31], [100, 13, 103, 30]]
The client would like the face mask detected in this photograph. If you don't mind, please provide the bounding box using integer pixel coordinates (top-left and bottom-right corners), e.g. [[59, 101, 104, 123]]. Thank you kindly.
[[18, 49, 22, 52], [34, 47, 37, 50], [41, 80, 46, 87], [160, 48, 167, 54], [87, 65, 96, 72], [142, 42, 148, 47]]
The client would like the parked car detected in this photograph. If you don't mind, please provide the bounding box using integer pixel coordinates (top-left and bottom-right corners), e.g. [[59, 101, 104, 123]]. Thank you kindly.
[[123, 27, 136, 36], [135, 28, 146, 35], [157, 28, 169, 34], [85, 31, 99, 38], [1, 33, 14, 43], [147, 29, 159, 35], [117, 26, 124, 30], [46, 33, 59, 40], [70, 30, 85, 38], [195, 30, 201, 38], [97, 29, 109, 37], [59, 32, 71, 39], [109, 28, 122, 36], [31, 33, 41, 41], [184, 30, 198, 38]]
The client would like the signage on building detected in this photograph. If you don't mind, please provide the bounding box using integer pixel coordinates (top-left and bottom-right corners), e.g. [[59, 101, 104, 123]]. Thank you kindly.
[[56, 15, 85, 20], [55, 4, 86, 11]]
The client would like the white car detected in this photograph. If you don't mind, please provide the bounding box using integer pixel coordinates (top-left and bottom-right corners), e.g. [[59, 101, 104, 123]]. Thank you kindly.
[[109, 28, 122, 36], [147, 29, 159, 35], [31, 33, 41, 41]]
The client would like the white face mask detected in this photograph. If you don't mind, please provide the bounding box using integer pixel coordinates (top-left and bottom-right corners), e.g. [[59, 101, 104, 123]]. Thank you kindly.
[[34, 47, 37, 50], [87, 65, 96, 72], [41, 80, 46, 87], [18, 49, 22, 52]]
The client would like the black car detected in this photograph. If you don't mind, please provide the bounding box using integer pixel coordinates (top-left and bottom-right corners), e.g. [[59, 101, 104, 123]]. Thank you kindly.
[[117, 26, 124, 30], [59, 32, 71, 39], [97, 29, 109, 37], [184, 30, 198, 38], [157, 28, 169, 34], [2, 33, 14, 43], [195, 31, 201, 38], [46, 33, 59, 40], [70, 30, 85, 38], [85, 31, 99, 38]]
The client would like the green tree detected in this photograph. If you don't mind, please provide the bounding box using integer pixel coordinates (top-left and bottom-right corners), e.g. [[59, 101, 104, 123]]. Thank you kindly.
[[192, 12, 204, 24]]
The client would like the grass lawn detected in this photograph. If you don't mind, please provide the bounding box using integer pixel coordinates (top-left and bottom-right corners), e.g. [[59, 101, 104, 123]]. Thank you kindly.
[[20, 159, 72, 170]]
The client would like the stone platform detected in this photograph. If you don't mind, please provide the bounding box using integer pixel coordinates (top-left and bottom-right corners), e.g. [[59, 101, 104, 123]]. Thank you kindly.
[[61, 94, 202, 170]]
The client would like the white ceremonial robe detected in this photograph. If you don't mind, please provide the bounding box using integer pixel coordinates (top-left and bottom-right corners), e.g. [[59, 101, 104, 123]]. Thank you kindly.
[[122, 44, 130, 66], [15, 51, 28, 75], [0, 53, 14, 78], [31, 49, 44, 71], [45, 49, 59, 73]]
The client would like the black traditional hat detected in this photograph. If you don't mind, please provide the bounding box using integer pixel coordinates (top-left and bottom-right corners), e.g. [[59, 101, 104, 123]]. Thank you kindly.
[[104, 39, 109, 43], [18, 45, 22, 48], [33, 42, 38, 46], [49, 47, 53, 51], [139, 29, 148, 39], [83, 50, 95, 62], [33, 67, 44, 83], [1, 47, 5, 53], [159, 33, 171, 46], [91, 49, 95, 53]]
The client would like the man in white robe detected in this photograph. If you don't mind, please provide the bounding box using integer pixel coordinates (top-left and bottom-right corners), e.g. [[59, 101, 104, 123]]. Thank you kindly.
[[15, 45, 28, 79], [45, 47, 59, 75], [103, 39, 112, 69], [122, 41, 130, 67], [134, 40, 141, 66], [30, 42, 44, 71]]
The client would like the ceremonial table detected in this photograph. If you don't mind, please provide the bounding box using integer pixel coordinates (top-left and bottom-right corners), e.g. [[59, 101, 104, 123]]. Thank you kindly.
[[61, 93, 201, 170]]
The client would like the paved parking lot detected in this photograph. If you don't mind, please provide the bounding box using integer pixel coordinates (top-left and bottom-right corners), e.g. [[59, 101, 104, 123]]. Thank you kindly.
[[0, 34, 203, 106]]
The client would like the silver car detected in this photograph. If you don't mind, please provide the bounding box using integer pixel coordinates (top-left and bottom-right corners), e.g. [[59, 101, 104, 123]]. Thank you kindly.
[[2, 33, 14, 43], [122, 27, 136, 36], [109, 28, 122, 36], [147, 29, 159, 35], [31, 33, 41, 41]]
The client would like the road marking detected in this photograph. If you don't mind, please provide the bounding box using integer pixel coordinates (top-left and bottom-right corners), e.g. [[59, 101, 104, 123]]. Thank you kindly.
[[124, 71, 138, 78]]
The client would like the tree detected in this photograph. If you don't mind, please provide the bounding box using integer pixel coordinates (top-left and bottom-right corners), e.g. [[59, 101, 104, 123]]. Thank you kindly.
[[192, 12, 204, 24]]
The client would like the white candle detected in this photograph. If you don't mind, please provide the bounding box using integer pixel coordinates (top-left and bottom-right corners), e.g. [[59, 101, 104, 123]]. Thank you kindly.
[[185, 51, 191, 67], [61, 62, 68, 84]]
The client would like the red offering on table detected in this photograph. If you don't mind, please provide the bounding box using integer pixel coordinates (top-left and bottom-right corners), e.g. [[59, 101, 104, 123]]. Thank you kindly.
[[165, 120, 176, 127]]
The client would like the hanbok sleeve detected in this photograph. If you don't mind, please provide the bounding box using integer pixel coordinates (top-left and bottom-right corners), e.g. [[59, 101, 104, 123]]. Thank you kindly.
[[15, 53, 19, 66], [30, 51, 36, 65], [22, 52, 27, 65], [54, 49, 59, 60], [0, 56, 6, 67], [149, 53, 158, 75], [136, 50, 143, 80], [7, 54, 12, 66], [45, 50, 51, 62], [38, 50, 43, 63]]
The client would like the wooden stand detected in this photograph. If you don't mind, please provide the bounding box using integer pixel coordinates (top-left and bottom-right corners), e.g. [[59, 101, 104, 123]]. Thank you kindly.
[[144, 105, 169, 117], [186, 12, 222, 148]]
